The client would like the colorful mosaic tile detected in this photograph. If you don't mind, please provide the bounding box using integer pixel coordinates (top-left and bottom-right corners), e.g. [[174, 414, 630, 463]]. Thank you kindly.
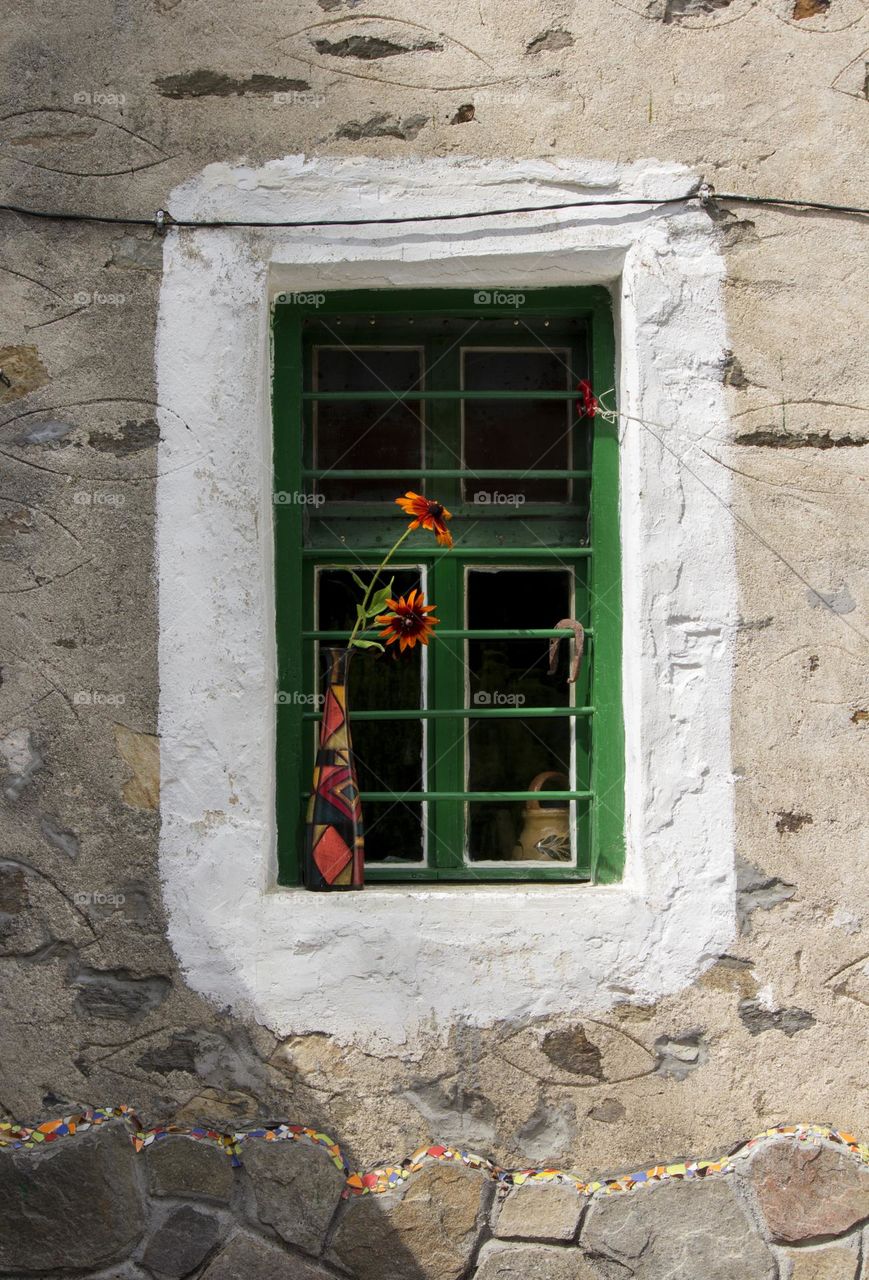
[[1, 1109, 866, 1202]]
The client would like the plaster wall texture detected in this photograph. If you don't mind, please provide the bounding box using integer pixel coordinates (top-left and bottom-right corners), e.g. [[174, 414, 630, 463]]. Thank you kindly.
[[0, 0, 867, 1194]]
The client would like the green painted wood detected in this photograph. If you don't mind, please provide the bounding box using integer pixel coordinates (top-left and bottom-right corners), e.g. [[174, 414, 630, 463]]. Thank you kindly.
[[588, 293, 625, 884], [356, 791, 593, 802], [301, 469, 592, 479], [273, 286, 624, 885], [302, 390, 585, 401], [302, 707, 594, 721]]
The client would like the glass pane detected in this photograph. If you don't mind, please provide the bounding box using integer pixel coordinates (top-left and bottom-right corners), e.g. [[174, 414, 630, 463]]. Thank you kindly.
[[317, 568, 425, 862], [465, 567, 580, 863], [314, 347, 423, 501], [462, 348, 572, 503], [467, 799, 579, 864]]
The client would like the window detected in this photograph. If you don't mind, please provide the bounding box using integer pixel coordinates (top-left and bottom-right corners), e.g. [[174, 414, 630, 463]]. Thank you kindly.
[[274, 288, 624, 884]]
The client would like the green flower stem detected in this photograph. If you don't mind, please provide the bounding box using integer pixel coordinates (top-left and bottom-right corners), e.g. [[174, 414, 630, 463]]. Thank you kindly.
[[347, 525, 415, 650]]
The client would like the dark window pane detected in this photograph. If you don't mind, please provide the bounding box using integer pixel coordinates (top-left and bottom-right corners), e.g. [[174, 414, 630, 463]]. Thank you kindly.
[[314, 347, 423, 501], [462, 348, 572, 503], [465, 567, 582, 863]]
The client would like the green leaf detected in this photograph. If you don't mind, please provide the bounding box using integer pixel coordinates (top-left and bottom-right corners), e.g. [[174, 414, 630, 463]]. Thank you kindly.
[[366, 584, 394, 617], [349, 571, 368, 591], [351, 639, 384, 652]]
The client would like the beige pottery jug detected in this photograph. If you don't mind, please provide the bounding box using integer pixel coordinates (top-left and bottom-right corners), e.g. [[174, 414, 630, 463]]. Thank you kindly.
[[510, 771, 572, 861]]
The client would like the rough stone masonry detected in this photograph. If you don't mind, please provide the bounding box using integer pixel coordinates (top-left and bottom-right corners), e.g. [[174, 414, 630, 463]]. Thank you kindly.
[[1, 0, 868, 1274]]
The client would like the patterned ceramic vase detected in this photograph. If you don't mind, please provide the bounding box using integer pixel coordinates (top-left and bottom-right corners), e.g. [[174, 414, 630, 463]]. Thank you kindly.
[[303, 647, 365, 890]]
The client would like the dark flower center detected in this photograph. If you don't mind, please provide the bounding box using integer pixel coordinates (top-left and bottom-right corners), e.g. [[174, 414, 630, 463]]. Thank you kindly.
[[428, 503, 444, 518]]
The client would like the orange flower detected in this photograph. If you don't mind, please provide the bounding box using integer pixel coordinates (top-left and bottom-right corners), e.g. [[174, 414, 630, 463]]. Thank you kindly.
[[376, 589, 439, 652], [395, 492, 453, 548]]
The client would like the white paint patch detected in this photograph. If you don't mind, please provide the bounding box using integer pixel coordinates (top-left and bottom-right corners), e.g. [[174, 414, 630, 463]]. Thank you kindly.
[[156, 156, 738, 1044]]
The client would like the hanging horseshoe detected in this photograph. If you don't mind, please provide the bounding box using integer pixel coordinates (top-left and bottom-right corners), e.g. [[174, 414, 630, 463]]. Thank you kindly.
[[548, 619, 585, 685]]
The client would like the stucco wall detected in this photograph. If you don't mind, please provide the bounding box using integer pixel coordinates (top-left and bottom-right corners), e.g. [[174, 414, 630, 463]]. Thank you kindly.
[[1, 0, 868, 1262]]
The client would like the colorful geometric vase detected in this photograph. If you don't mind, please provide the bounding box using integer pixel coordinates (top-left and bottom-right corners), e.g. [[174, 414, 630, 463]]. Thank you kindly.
[[303, 647, 365, 890]]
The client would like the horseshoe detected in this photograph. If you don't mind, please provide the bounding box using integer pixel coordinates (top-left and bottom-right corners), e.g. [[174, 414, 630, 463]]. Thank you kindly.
[[547, 619, 585, 685]]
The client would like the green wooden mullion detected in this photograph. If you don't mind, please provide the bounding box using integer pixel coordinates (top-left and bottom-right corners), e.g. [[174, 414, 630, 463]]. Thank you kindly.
[[273, 307, 305, 886], [304, 628, 593, 640], [302, 706, 594, 721], [356, 790, 593, 801], [588, 294, 625, 884], [301, 547, 593, 560], [426, 339, 465, 872], [363, 865, 591, 883], [302, 469, 592, 479], [301, 390, 583, 402]]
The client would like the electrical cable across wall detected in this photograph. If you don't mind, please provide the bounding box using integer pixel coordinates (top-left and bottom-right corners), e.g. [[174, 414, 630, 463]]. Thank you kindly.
[[0, 187, 868, 232]]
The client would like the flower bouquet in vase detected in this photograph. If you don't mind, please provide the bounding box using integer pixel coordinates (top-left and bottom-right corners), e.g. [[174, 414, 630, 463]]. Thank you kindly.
[[303, 493, 452, 890]]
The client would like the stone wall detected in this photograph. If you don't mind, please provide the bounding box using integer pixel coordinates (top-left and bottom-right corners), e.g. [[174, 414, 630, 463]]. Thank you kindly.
[[2, 1123, 868, 1278], [1, 0, 868, 1266]]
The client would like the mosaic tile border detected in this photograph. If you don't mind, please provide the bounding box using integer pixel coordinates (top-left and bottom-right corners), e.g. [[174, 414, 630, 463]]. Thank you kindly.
[[1, 1108, 866, 1199]]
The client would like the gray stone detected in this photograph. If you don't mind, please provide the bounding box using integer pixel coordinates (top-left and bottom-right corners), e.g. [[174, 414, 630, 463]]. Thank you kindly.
[[332, 1162, 487, 1280], [476, 1241, 601, 1279], [145, 1135, 234, 1201], [0, 1123, 146, 1271], [745, 1138, 869, 1242], [70, 964, 171, 1019], [738, 1000, 816, 1037], [494, 1182, 583, 1241], [243, 1137, 346, 1254], [580, 1178, 776, 1279], [200, 1231, 333, 1279], [141, 1205, 222, 1278]]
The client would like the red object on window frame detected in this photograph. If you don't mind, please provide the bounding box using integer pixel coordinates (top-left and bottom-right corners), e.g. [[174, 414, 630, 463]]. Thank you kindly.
[[576, 379, 598, 419]]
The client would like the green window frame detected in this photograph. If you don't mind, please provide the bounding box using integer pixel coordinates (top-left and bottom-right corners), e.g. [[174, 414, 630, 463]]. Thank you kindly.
[[273, 287, 624, 884]]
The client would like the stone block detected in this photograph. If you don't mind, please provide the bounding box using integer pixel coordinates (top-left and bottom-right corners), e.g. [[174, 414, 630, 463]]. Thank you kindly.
[[493, 1182, 583, 1241], [145, 1135, 234, 1202], [331, 1161, 487, 1280], [786, 1245, 859, 1279], [141, 1205, 222, 1278], [745, 1139, 869, 1242], [0, 1123, 146, 1271], [581, 1178, 775, 1279], [200, 1230, 334, 1279], [475, 1240, 602, 1278], [243, 1137, 346, 1254]]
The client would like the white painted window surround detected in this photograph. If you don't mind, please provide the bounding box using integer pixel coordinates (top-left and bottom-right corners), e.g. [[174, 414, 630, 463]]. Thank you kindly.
[[156, 157, 737, 1044]]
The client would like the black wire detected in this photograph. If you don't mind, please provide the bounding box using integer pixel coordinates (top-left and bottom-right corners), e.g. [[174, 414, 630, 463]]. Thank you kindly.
[[0, 190, 867, 230]]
